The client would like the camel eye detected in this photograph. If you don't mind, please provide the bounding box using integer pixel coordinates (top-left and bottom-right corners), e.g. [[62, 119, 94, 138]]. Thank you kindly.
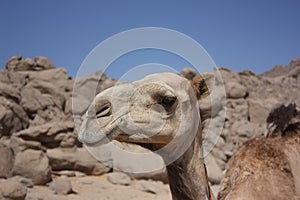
[[161, 96, 177, 108]]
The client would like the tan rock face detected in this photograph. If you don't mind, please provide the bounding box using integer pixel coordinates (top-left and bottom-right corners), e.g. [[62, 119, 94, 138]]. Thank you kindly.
[[6, 56, 55, 71], [0, 143, 14, 178], [49, 177, 73, 195], [12, 149, 51, 185], [46, 147, 110, 175], [0, 178, 27, 200]]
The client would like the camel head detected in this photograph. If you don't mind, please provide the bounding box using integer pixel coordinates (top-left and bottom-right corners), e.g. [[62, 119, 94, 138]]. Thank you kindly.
[[78, 72, 211, 151]]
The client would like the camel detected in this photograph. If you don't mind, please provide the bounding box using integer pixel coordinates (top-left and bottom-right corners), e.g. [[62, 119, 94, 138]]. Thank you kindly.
[[78, 72, 216, 200], [218, 103, 300, 200]]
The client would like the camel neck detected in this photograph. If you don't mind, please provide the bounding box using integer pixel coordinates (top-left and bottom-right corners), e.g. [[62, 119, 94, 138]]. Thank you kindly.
[[166, 130, 208, 200]]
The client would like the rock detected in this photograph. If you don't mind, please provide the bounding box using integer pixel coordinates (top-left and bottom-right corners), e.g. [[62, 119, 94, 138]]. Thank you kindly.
[[226, 99, 249, 122], [199, 85, 226, 119], [204, 154, 224, 184], [18, 68, 70, 82], [47, 147, 110, 175], [75, 171, 86, 177], [26, 80, 65, 102], [51, 170, 86, 177], [288, 65, 300, 78], [9, 136, 45, 154], [135, 180, 165, 194], [107, 172, 131, 186], [0, 82, 21, 103], [248, 99, 270, 123], [86, 140, 168, 182], [20, 87, 46, 115], [51, 170, 76, 177], [219, 68, 241, 82], [0, 178, 27, 200], [219, 68, 249, 99], [30, 107, 68, 127], [15, 58, 36, 72], [0, 70, 28, 87], [230, 120, 265, 138], [20, 80, 66, 116], [4, 56, 56, 72], [9, 176, 34, 188], [64, 97, 73, 115], [226, 82, 247, 99], [5, 55, 22, 71], [0, 96, 29, 136], [261, 58, 300, 78], [49, 177, 73, 195], [12, 149, 51, 185], [34, 56, 55, 70], [15, 121, 74, 148], [70, 176, 171, 200], [25, 186, 65, 200], [239, 70, 255, 76], [212, 148, 227, 162], [0, 142, 14, 178], [59, 132, 78, 148]]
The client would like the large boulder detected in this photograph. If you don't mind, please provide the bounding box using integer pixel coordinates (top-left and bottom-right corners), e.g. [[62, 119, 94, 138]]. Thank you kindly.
[[20, 80, 65, 116], [47, 147, 109, 175], [34, 56, 55, 70], [14, 121, 74, 148], [18, 68, 70, 82], [85, 140, 168, 182], [0, 142, 14, 178], [25, 186, 65, 200], [5, 56, 22, 71], [6, 56, 35, 72], [9, 176, 34, 188], [226, 82, 247, 99], [0, 83, 21, 103], [9, 136, 45, 154], [219, 68, 248, 99], [248, 99, 271, 124], [12, 149, 51, 185], [0, 178, 27, 200], [0, 97, 29, 136], [5, 56, 55, 72], [49, 177, 73, 195], [107, 172, 132, 186]]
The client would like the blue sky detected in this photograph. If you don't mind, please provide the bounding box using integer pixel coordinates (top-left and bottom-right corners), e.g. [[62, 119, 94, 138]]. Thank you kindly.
[[1, 0, 300, 79]]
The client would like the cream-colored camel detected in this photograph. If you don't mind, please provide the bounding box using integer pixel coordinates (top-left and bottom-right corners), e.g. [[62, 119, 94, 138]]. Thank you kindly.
[[78, 73, 215, 200], [218, 103, 300, 200]]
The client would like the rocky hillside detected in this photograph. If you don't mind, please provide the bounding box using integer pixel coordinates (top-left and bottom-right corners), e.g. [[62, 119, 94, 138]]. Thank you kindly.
[[0, 56, 299, 200]]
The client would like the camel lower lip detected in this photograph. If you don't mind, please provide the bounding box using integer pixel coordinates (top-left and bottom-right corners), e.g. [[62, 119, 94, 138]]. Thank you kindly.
[[117, 133, 168, 144]]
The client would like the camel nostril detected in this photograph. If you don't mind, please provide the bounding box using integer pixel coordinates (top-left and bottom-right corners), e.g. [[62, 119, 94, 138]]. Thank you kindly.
[[95, 100, 112, 118]]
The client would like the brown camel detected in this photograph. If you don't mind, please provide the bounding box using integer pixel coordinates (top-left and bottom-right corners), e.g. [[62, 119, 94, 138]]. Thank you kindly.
[[218, 103, 300, 200], [78, 72, 216, 200]]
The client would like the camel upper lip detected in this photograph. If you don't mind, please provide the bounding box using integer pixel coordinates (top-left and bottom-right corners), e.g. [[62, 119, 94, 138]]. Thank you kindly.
[[78, 118, 120, 145]]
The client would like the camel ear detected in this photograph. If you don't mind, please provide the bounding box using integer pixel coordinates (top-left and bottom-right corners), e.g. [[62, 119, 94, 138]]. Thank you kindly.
[[191, 73, 214, 100]]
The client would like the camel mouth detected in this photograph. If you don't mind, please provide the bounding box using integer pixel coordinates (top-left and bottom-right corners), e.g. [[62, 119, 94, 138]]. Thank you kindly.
[[78, 117, 122, 145], [78, 116, 170, 146], [116, 133, 168, 144]]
